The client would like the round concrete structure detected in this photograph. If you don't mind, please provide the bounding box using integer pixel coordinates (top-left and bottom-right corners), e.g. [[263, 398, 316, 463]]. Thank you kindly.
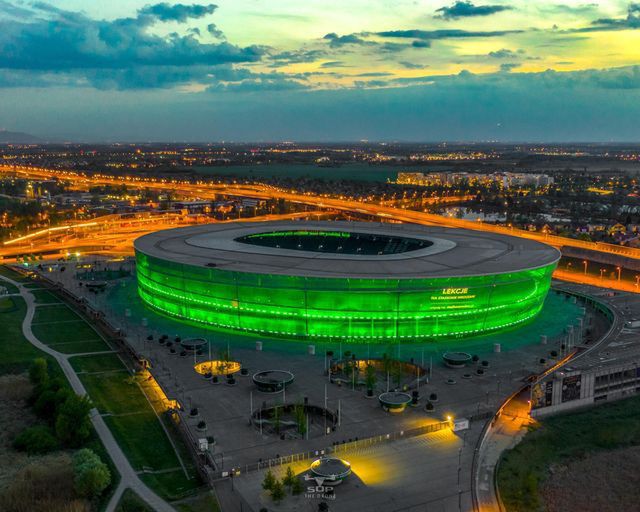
[[134, 221, 559, 342], [310, 457, 351, 484]]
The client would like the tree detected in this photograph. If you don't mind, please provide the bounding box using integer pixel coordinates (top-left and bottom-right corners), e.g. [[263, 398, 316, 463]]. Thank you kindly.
[[283, 466, 296, 488], [291, 476, 304, 495], [13, 425, 59, 454], [55, 394, 93, 446], [262, 469, 276, 491], [365, 364, 377, 393], [294, 402, 306, 436], [73, 449, 111, 498], [391, 361, 403, 389], [271, 480, 285, 502], [29, 358, 49, 388]]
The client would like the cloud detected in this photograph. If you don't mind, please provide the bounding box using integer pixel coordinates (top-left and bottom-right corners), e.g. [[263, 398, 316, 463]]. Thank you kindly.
[[138, 3, 217, 23], [206, 77, 308, 93], [590, 2, 640, 30], [399, 61, 429, 69], [435, 1, 513, 20], [488, 48, 522, 59], [206, 23, 225, 39], [499, 62, 520, 72], [375, 29, 523, 40], [412, 40, 431, 48], [353, 72, 394, 77], [323, 32, 372, 48], [319, 61, 349, 68], [0, 2, 265, 89]]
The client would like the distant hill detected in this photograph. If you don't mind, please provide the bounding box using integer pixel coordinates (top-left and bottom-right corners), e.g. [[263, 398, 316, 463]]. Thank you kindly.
[[0, 130, 43, 143]]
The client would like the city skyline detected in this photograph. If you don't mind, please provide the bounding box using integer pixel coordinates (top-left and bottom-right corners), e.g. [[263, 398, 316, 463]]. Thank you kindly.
[[0, 1, 639, 141]]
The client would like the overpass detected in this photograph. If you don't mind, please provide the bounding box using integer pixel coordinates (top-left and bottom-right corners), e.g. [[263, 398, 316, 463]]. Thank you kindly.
[[4, 164, 640, 271]]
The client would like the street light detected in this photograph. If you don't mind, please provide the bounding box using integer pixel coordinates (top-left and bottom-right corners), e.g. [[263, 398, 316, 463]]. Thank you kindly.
[[600, 268, 605, 280], [617, 266, 622, 281], [582, 260, 588, 275]]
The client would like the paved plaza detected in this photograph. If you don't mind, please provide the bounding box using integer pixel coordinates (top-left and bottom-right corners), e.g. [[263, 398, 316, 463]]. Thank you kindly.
[[38, 257, 599, 511]]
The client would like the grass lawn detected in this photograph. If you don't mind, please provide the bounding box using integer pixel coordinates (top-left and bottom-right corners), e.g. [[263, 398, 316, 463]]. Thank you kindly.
[[174, 492, 221, 512], [140, 470, 202, 502], [115, 489, 155, 512], [0, 296, 49, 375], [0, 265, 30, 283], [104, 412, 184, 472], [47, 340, 111, 354], [498, 395, 640, 512], [32, 320, 104, 344], [30, 289, 62, 304], [0, 279, 19, 294], [71, 353, 127, 373], [0, 296, 17, 312], [32, 304, 81, 323], [80, 371, 150, 415]]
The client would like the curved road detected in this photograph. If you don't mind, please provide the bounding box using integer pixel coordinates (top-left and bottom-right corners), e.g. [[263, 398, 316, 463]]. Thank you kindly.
[[0, 273, 176, 512]]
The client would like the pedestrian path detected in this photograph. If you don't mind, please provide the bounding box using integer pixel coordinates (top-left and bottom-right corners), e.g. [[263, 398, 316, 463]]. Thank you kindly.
[[0, 273, 176, 512]]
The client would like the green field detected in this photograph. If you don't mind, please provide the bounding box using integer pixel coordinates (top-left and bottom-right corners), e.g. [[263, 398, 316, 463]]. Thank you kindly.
[[32, 304, 82, 323], [498, 395, 640, 511], [31, 289, 62, 304], [115, 489, 154, 512], [71, 353, 202, 500], [0, 294, 47, 375], [71, 352, 128, 373]]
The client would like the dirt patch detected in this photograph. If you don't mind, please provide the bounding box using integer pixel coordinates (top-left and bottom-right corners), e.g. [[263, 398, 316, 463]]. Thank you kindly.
[[542, 446, 640, 512], [0, 374, 36, 490], [0, 453, 90, 512]]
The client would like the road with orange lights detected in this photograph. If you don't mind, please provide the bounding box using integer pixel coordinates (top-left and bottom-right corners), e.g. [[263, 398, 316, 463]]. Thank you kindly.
[[0, 210, 328, 261], [3, 164, 640, 293]]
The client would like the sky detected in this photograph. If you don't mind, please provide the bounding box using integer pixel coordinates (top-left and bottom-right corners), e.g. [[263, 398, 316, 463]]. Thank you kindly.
[[0, 0, 639, 142]]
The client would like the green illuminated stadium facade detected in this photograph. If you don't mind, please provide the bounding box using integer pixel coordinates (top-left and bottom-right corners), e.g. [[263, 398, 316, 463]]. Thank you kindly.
[[134, 222, 559, 342]]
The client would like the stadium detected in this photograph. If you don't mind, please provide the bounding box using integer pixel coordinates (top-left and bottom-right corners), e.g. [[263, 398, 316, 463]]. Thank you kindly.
[[133, 221, 560, 342]]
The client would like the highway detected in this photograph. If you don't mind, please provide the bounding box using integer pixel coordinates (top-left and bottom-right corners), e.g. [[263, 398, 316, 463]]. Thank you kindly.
[[3, 164, 640, 294], [4, 164, 640, 260]]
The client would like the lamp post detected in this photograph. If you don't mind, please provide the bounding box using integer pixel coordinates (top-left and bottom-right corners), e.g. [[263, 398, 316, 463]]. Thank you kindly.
[[617, 266, 622, 281], [582, 260, 588, 275], [600, 268, 605, 280]]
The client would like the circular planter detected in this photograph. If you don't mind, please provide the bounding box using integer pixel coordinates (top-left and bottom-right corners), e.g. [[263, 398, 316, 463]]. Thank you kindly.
[[240, 368, 249, 376], [378, 391, 412, 413], [446, 378, 457, 385], [442, 352, 472, 368], [196, 421, 207, 432], [180, 338, 207, 351], [252, 370, 295, 393], [425, 401, 435, 413], [462, 373, 472, 379]]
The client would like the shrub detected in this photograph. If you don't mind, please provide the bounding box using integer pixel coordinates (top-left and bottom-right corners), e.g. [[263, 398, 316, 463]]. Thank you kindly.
[[262, 469, 276, 491], [291, 477, 304, 495], [29, 358, 49, 387], [283, 466, 296, 487], [55, 394, 93, 447], [13, 425, 59, 454], [72, 449, 111, 498], [271, 480, 285, 502]]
